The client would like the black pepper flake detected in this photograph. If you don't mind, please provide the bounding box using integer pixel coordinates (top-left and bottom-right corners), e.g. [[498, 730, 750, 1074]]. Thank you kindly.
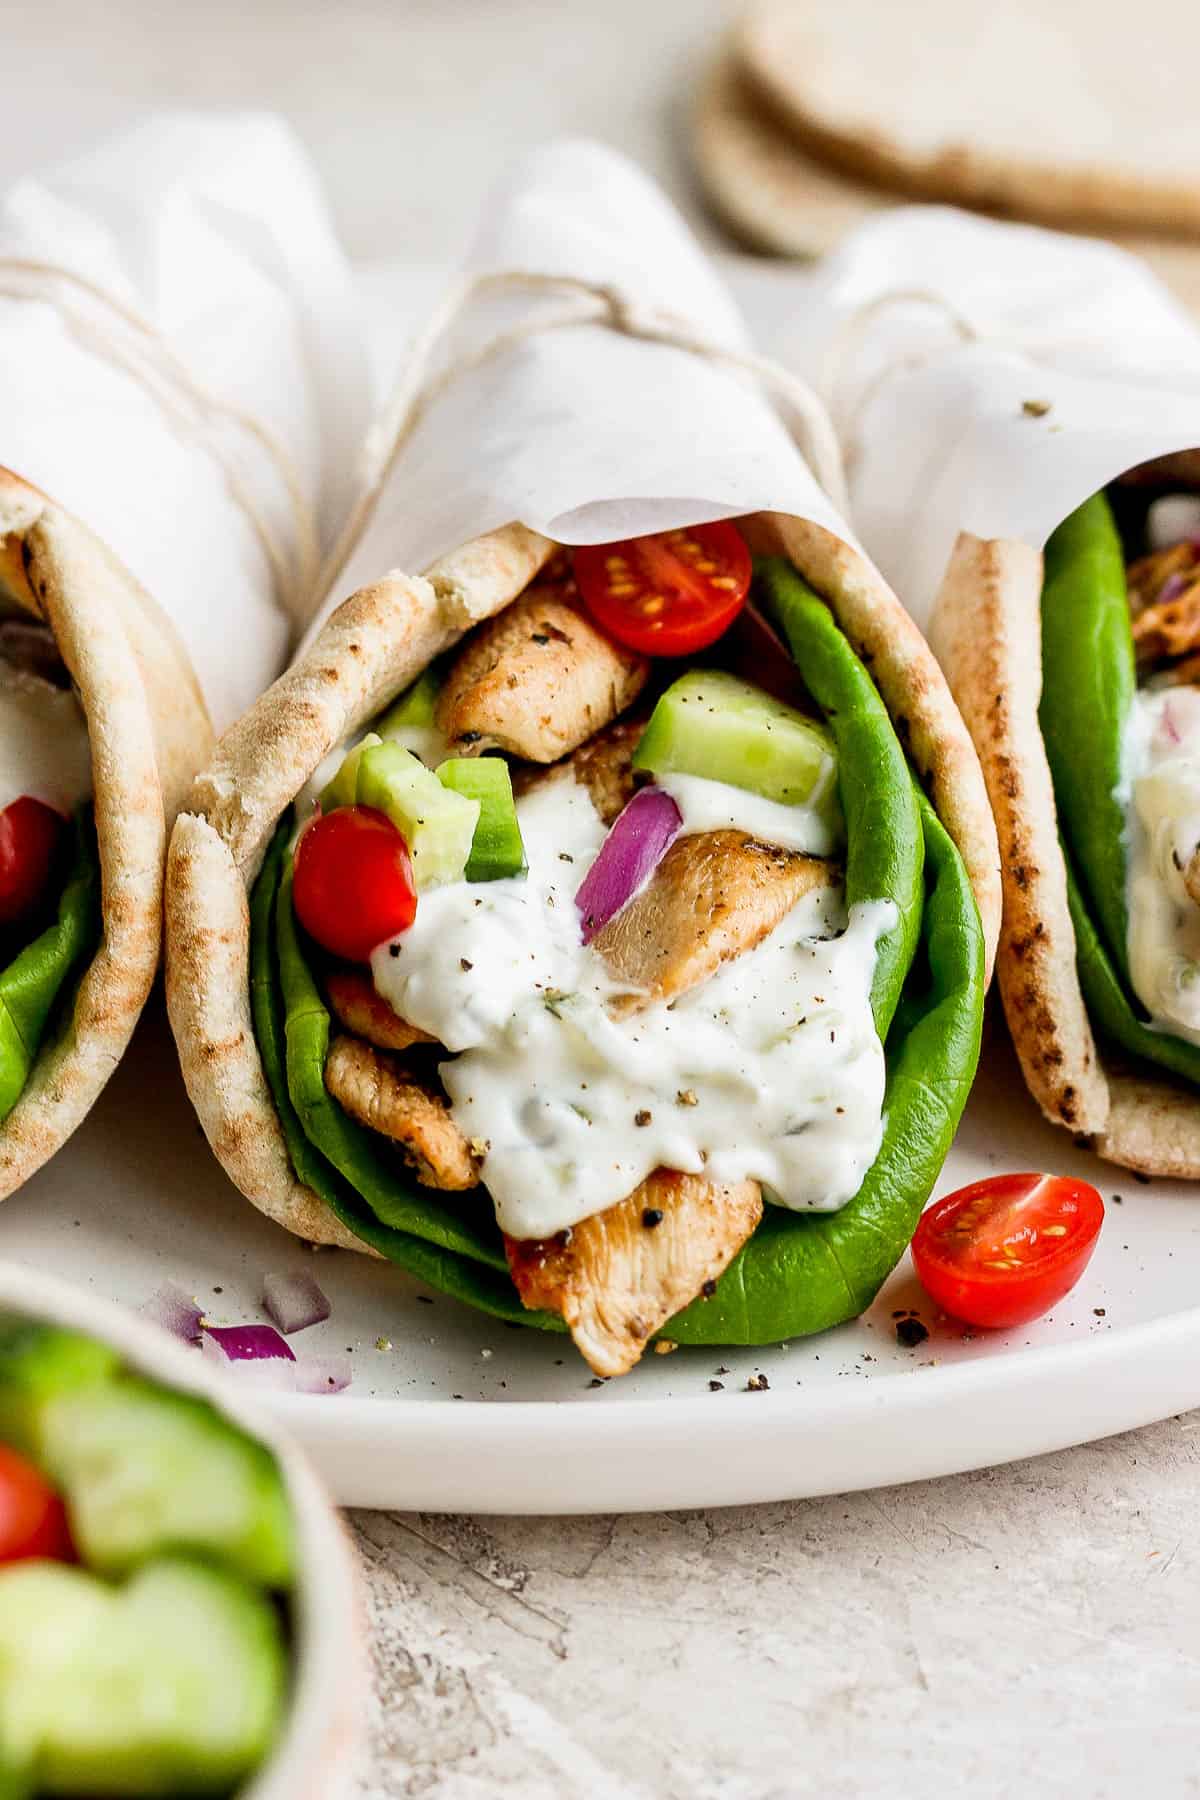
[[746, 1373, 770, 1392], [388, 942, 402, 958], [701, 1278, 717, 1299], [716, 1364, 730, 1375], [1112, 1193, 1124, 1204], [895, 1317, 929, 1348], [416, 1295, 434, 1305], [1022, 398, 1052, 418], [460, 958, 473, 972], [708, 1379, 725, 1392], [1093, 1306, 1107, 1317], [588, 1377, 605, 1390], [634, 1108, 652, 1128], [1133, 1172, 1152, 1185], [642, 1207, 664, 1229], [531, 632, 551, 644], [559, 852, 574, 863], [212, 1286, 223, 1294]]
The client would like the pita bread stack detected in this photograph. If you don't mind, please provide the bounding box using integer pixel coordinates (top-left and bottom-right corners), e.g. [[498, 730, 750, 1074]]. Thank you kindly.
[[693, 2, 1200, 316]]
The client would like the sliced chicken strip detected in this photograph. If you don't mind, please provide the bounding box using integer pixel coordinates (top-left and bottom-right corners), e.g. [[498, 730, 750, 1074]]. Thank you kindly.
[[325, 969, 436, 1053], [435, 585, 648, 762], [595, 830, 835, 1015], [506, 1169, 762, 1376], [324, 1034, 480, 1191]]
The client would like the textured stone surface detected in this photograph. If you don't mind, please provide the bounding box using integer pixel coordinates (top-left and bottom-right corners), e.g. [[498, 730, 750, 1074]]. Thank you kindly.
[[352, 1415, 1200, 1797], [7, 3, 1200, 1792]]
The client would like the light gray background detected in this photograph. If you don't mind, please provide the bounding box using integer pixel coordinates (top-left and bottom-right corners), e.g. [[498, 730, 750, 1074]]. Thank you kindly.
[[4, 2, 1198, 1793]]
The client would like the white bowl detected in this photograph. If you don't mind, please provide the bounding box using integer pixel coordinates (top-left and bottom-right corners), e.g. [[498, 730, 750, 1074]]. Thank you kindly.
[[0, 1260, 365, 1800]]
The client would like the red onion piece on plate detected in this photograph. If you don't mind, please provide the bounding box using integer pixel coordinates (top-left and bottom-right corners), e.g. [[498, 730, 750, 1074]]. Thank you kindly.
[[201, 1322, 350, 1395], [262, 1270, 331, 1336], [1159, 572, 1189, 605], [576, 786, 681, 943], [141, 1281, 205, 1345], [203, 1323, 295, 1364]]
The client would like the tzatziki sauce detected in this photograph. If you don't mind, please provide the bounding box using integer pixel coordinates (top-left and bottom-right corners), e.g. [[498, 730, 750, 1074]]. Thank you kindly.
[[1122, 684, 1200, 1043], [0, 660, 91, 816], [371, 770, 894, 1240]]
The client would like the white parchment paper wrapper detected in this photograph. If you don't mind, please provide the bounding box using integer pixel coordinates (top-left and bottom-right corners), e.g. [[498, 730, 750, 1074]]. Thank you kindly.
[[329, 139, 852, 622], [0, 114, 370, 728], [778, 207, 1200, 627]]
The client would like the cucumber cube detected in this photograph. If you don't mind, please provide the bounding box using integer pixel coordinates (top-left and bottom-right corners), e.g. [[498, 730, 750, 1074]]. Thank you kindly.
[[0, 1559, 287, 1797], [436, 758, 527, 881], [318, 732, 381, 813], [355, 741, 479, 888], [0, 1320, 118, 1460], [38, 1376, 294, 1588], [633, 669, 842, 835]]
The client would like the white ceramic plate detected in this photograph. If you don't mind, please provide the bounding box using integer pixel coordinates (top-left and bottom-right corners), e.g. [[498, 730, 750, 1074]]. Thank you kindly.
[[0, 1004, 1196, 1512], [3, 257, 1197, 1512]]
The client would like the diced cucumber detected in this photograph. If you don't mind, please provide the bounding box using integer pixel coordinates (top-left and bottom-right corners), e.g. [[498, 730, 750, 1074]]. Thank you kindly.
[[436, 757, 527, 881], [355, 741, 479, 888], [633, 669, 842, 832], [0, 1320, 118, 1460], [0, 1559, 287, 1797], [377, 665, 441, 734], [38, 1375, 294, 1588], [319, 732, 381, 813]]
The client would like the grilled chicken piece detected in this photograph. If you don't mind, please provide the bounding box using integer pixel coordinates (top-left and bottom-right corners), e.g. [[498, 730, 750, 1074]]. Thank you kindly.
[[567, 711, 647, 824], [324, 1035, 480, 1190], [1128, 542, 1200, 667], [595, 830, 834, 1015], [435, 585, 648, 762], [506, 1170, 762, 1375], [325, 970, 435, 1053]]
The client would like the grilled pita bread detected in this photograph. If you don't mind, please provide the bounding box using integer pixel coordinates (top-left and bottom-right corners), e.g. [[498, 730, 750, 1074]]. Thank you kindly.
[[735, 0, 1200, 241], [933, 528, 1200, 1177], [690, 49, 1200, 322], [166, 514, 999, 1252], [0, 469, 212, 1195]]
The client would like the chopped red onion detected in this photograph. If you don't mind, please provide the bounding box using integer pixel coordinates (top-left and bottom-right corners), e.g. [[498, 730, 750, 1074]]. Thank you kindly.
[[1160, 573, 1189, 605], [141, 1281, 205, 1345], [200, 1323, 350, 1396], [203, 1323, 296, 1363], [262, 1270, 331, 1336], [576, 786, 681, 943]]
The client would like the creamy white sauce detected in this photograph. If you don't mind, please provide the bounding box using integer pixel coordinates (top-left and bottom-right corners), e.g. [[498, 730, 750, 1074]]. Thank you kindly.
[[1122, 685, 1200, 1043], [0, 662, 91, 816], [371, 772, 893, 1239], [655, 769, 839, 857]]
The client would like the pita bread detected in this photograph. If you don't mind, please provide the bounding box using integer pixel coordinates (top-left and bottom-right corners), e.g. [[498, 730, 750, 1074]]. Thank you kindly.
[[691, 50, 1200, 322], [736, 0, 1200, 241], [934, 528, 1200, 1176], [166, 516, 999, 1253], [0, 470, 212, 1196]]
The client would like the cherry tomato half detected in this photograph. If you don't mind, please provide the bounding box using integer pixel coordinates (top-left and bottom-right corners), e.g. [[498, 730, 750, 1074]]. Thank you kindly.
[[0, 1444, 74, 1564], [293, 806, 417, 964], [573, 522, 752, 656], [0, 796, 65, 928], [912, 1172, 1104, 1330]]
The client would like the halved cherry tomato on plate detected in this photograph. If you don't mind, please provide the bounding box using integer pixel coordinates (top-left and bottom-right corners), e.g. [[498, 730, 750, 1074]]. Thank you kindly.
[[573, 522, 752, 656], [911, 1172, 1104, 1329], [0, 796, 65, 928], [293, 805, 417, 964], [0, 1444, 74, 1564]]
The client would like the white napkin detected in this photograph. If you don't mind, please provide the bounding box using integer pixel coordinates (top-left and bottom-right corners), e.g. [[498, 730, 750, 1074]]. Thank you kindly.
[[0, 114, 370, 728], [331, 139, 852, 618], [777, 206, 1200, 627]]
